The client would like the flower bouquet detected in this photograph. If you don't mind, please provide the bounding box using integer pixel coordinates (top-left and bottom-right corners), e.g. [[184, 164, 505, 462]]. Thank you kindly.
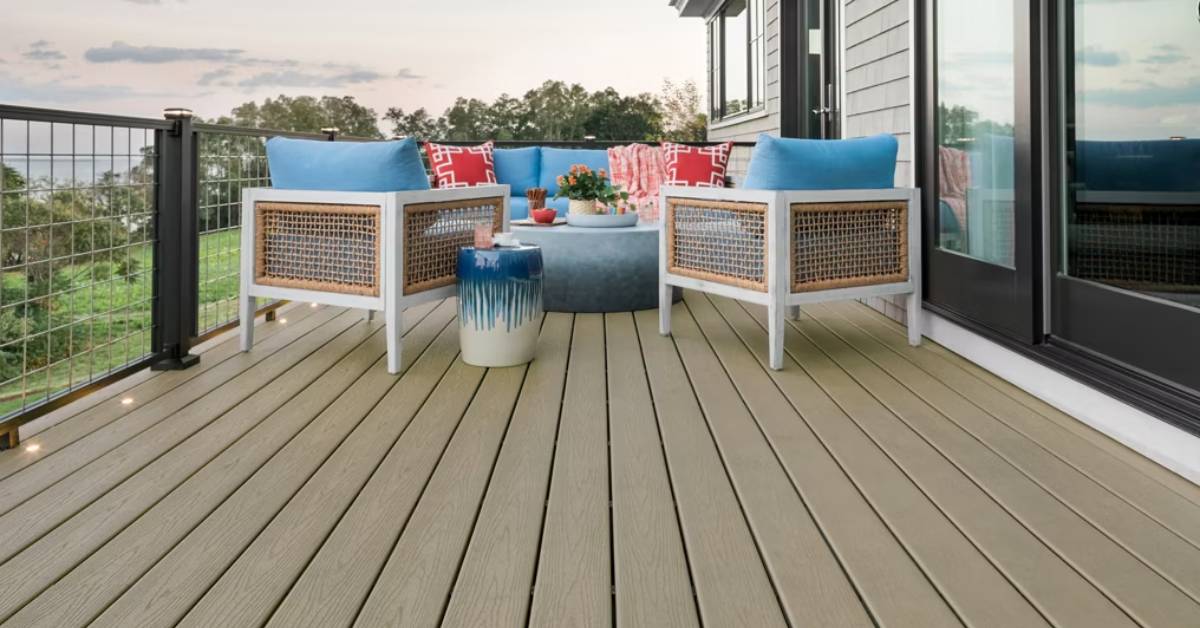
[[555, 164, 629, 216]]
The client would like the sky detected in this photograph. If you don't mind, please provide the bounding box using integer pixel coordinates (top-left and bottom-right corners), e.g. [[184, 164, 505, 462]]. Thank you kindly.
[[938, 0, 1200, 141], [0, 0, 707, 124]]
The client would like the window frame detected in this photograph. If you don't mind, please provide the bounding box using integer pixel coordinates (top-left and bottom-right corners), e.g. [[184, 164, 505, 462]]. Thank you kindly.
[[708, 0, 767, 123]]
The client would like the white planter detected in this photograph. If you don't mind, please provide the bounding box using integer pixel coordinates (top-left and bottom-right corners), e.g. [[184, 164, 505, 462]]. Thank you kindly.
[[568, 198, 600, 215]]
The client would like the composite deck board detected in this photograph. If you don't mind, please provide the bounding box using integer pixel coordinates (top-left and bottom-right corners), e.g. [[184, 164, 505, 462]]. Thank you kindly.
[[526, 314, 612, 628], [601, 313, 699, 628], [440, 314, 573, 628], [89, 303, 458, 628], [0, 295, 1194, 628], [806, 305, 1200, 595], [0, 312, 391, 624], [672, 296, 877, 627], [4, 304, 312, 476], [0, 304, 346, 513], [821, 301, 1200, 545], [706, 295, 1055, 628], [353, 364, 528, 627], [785, 310, 1200, 627], [258, 355, 482, 628], [0, 306, 363, 573], [687, 296, 962, 627], [726, 298, 1142, 628], [633, 309, 788, 628]]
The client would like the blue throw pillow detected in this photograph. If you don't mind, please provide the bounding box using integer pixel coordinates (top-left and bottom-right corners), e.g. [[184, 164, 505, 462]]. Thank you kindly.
[[494, 147, 540, 196], [743, 133, 898, 190], [266, 136, 430, 192], [539, 148, 610, 195]]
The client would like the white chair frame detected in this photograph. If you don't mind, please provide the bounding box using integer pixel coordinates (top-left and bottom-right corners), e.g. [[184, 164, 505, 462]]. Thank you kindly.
[[239, 186, 510, 373], [658, 186, 922, 370]]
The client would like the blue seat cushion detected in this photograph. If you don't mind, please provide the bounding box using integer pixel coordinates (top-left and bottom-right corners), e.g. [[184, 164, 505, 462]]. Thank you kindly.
[[495, 147, 541, 196], [1076, 139, 1200, 192], [266, 136, 430, 192], [743, 133, 898, 190], [539, 148, 610, 196], [508, 197, 530, 221]]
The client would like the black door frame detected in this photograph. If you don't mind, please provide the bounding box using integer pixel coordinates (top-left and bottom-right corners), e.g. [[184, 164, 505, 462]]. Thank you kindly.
[[781, 0, 839, 139], [916, 0, 1043, 343], [914, 0, 1200, 435]]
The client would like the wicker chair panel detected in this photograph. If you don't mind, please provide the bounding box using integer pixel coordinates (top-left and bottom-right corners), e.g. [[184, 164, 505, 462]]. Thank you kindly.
[[666, 198, 769, 292], [254, 202, 381, 297], [1069, 204, 1200, 292], [403, 197, 504, 295], [791, 201, 908, 293]]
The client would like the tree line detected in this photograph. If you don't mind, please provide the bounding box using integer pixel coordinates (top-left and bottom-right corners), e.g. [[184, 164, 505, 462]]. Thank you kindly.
[[207, 79, 707, 142]]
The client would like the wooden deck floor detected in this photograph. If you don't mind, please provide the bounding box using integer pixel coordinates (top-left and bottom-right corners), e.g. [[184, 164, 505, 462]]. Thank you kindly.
[[2, 293, 1200, 627]]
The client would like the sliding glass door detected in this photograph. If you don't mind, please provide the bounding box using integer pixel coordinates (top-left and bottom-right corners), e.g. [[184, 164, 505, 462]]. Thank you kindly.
[[921, 0, 1039, 340], [1053, 0, 1200, 395]]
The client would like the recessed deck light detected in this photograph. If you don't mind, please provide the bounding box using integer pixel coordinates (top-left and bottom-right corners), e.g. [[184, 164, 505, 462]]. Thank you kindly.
[[310, 302, 319, 308], [279, 318, 288, 324], [24, 443, 40, 453], [121, 397, 134, 405]]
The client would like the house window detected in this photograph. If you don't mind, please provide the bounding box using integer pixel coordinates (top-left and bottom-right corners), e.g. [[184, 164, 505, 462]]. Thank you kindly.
[[709, 0, 765, 122]]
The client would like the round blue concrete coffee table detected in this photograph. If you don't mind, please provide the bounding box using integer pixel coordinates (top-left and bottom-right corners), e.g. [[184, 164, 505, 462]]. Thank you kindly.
[[511, 222, 681, 313], [457, 245, 543, 367]]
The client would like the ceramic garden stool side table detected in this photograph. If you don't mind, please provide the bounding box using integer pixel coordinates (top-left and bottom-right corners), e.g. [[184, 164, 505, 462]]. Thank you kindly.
[[457, 245, 544, 367]]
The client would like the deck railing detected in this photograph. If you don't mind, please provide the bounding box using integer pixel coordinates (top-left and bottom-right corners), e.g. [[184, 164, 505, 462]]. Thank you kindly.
[[0, 102, 752, 446]]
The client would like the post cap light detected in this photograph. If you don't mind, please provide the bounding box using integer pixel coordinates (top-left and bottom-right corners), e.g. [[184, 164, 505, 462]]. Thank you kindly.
[[162, 107, 194, 120], [583, 135, 597, 142]]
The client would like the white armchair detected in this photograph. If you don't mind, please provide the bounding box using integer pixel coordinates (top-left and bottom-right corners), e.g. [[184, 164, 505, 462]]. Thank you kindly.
[[239, 185, 509, 373], [658, 185, 921, 370]]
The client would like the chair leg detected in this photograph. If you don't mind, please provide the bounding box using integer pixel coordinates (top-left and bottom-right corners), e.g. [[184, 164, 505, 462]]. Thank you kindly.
[[659, 283, 673, 336], [386, 305, 402, 374], [366, 309, 375, 323], [906, 291, 922, 347], [787, 305, 802, 321], [768, 301, 785, 371], [239, 295, 256, 352]]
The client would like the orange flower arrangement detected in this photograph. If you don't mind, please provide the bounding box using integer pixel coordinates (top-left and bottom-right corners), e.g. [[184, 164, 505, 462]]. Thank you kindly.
[[555, 163, 628, 207]]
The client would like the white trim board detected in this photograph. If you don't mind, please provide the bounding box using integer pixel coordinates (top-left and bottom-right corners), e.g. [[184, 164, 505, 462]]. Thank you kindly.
[[923, 310, 1200, 487]]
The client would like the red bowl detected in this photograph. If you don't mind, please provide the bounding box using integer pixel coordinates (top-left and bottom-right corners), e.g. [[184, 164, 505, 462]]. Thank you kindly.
[[530, 208, 558, 224]]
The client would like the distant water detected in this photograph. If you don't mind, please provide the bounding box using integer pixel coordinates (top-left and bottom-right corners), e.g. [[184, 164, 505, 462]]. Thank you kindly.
[[1, 156, 146, 188]]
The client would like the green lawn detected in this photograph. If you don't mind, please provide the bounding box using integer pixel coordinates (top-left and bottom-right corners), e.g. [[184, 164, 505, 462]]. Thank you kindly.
[[0, 229, 242, 418]]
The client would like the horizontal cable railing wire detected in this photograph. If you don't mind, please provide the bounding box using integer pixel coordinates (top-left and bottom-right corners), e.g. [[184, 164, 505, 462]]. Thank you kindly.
[[0, 105, 164, 434]]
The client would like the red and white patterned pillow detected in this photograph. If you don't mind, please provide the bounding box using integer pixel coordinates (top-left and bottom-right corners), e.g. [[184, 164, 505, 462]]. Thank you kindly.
[[661, 141, 733, 187], [424, 141, 497, 188]]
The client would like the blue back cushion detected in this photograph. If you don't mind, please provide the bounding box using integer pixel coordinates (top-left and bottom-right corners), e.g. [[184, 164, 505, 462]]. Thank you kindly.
[[266, 136, 430, 192], [1076, 139, 1200, 192], [494, 147, 541, 196], [743, 133, 898, 190], [508, 197, 530, 221], [539, 148, 610, 195]]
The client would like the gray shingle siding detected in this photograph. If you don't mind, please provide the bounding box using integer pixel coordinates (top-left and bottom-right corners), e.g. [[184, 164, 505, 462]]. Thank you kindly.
[[843, 0, 914, 323]]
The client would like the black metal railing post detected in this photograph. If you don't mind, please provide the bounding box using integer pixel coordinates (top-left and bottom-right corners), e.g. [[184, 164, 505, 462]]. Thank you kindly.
[[321, 127, 340, 141], [153, 107, 201, 370]]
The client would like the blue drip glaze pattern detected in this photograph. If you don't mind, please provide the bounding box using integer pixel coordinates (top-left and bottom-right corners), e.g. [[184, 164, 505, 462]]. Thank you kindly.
[[457, 246, 544, 332]]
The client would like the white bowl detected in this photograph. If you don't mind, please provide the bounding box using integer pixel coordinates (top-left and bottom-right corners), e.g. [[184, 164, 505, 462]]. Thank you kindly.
[[566, 212, 639, 228]]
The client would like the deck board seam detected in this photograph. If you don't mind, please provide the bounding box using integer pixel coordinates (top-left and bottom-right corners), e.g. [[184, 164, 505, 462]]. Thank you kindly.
[[767, 304, 1156, 627], [432, 359, 533, 626], [691, 294, 883, 628], [629, 312, 704, 620], [74, 322, 401, 626], [724, 299, 985, 628], [819, 303, 1200, 545], [803, 309, 1200, 610], [3, 322, 391, 624], [0, 304, 343, 489], [523, 313, 576, 626], [832, 303, 1200, 508], [660, 301, 791, 626], [100, 305, 445, 626], [245, 316, 465, 627], [0, 308, 365, 577]]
